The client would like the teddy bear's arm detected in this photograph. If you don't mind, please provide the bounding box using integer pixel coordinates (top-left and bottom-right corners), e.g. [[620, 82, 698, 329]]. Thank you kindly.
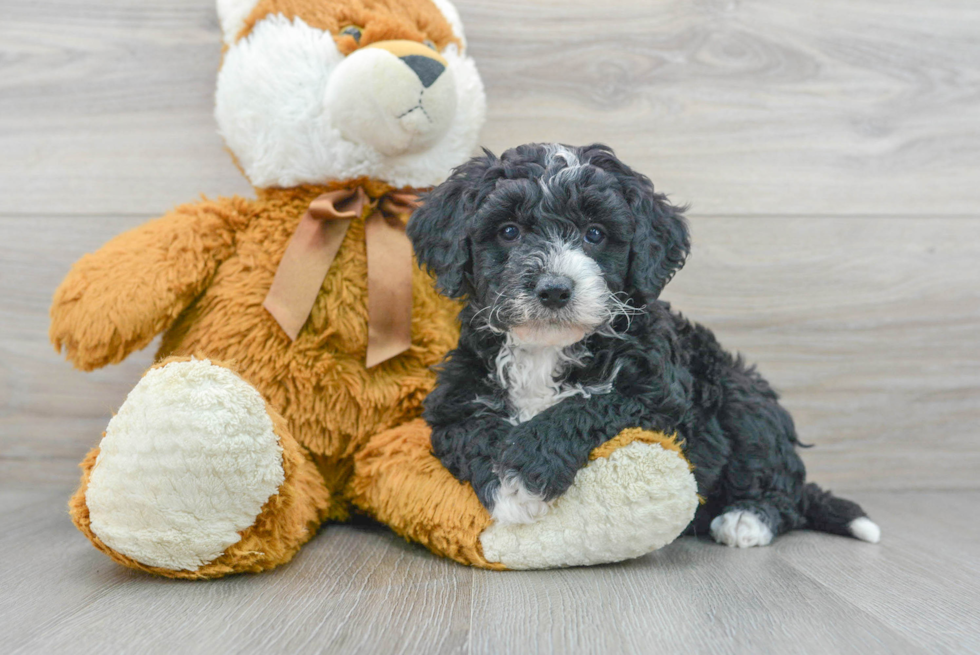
[[50, 197, 252, 371]]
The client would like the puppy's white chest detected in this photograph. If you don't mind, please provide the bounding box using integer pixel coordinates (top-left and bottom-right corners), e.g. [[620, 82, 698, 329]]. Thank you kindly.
[[500, 346, 560, 423], [495, 343, 584, 424]]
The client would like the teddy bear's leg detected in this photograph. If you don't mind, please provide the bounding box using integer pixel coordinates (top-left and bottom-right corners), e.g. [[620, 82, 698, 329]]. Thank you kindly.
[[69, 357, 331, 579], [348, 419, 505, 569], [349, 421, 700, 570], [479, 429, 700, 569]]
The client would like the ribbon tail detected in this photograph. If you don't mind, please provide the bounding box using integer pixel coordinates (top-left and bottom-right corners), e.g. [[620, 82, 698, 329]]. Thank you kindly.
[[264, 214, 352, 340], [364, 208, 414, 368]]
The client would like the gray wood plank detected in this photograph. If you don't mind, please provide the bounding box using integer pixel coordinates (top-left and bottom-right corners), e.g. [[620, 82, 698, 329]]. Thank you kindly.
[[0, 486, 67, 516], [772, 491, 980, 653], [1, 0, 979, 215], [0, 215, 157, 466], [4, 216, 978, 492], [468, 540, 921, 655], [8, 489, 979, 654], [0, 0, 253, 215], [663, 216, 980, 492], [471, 0, 980, 215], [2, 505, 473, 655]]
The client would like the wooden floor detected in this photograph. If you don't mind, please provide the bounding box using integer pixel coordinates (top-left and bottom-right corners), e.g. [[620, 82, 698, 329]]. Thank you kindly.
[[2, 487, 978, 654], [2, 0, 979, 652]]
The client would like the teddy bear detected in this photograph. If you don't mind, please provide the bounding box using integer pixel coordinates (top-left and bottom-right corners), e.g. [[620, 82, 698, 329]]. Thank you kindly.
[[49, 0, 700, 578]]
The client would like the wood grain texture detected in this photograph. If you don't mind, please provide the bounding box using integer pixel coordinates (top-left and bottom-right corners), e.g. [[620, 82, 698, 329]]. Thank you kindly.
[[1, 0, 979, 215], [664, 216, 980, 491], [0, 215, 156, 468], [776, 491, 980, 653], [470, 0, 980, 215], [3, 488, 977, 654], [0, 0, 253, 215], [468, 538, 917, 655]]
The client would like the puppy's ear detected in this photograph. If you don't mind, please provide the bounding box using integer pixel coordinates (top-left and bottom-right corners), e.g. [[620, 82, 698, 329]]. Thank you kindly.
[[625, 180, 690, 301], [587, 145, 690, 301], [408, 149, 497, 299]]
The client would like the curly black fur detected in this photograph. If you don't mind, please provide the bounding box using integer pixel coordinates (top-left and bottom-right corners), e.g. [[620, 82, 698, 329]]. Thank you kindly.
[[408, 143, 872, 542]]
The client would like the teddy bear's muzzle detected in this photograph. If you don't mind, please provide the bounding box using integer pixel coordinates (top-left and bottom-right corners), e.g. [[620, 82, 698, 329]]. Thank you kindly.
[[324, 39, 458, 157]]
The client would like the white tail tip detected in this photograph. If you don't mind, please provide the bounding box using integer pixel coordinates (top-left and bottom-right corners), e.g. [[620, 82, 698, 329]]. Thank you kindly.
[[849, 517, 881, 544]]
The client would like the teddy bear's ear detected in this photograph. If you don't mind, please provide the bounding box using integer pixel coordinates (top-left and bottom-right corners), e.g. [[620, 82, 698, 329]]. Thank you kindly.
[[430, 0, 467, 50], [217, 0, 262, 45], [407, 149, 498, 300]]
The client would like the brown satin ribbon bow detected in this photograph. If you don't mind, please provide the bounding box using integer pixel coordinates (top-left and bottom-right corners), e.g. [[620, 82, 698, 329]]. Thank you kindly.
[[263, 186, 419, 368]]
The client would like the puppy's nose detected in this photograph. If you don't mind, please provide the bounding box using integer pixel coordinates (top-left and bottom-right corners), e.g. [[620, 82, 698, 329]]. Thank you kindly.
[[400, 55, 445, 88], [535, 276, 574, 309]]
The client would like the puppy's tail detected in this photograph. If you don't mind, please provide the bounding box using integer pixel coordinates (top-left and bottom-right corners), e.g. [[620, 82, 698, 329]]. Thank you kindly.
[[802, 483, 881, 543]]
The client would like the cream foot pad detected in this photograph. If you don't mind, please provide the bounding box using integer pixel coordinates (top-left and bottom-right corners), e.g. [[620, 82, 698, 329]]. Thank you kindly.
[[480, 440, 698, 569], [85, 359, 284, 571]]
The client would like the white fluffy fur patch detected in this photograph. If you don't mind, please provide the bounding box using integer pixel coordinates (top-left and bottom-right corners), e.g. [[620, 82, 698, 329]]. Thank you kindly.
[[492, 474, 550, 524], [710, 510, 774, 548], [504, 242, 611, 336], [493, 335, 614, 425], [215, 15, 485, 189], [216, 0, 261, 45], [85, 359, 284, 571], [480, 442, 699, 569], [547, 244, 609, 329], [849, 517, 882, 544]]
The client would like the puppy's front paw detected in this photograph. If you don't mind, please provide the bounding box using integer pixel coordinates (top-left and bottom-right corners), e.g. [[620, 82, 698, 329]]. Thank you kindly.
[[710, 510, 773, 548], [491, 474, 550, 525]]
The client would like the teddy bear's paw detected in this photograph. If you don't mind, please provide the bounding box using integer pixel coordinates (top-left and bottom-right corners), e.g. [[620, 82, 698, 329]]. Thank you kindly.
[[491, 474, 551, 525], [479, 437, 699, 569], [84, 359, 285, 572]]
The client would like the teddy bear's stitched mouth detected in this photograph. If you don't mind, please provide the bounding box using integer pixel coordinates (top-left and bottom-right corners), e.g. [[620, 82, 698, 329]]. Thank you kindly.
[[396, 94, 431, 122]]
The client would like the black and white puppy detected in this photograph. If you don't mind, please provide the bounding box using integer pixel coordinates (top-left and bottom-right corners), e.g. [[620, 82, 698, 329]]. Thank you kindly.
[[407, 143, 880, 547]]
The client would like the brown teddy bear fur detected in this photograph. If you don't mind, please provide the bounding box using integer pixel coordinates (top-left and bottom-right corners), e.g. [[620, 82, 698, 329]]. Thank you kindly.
[[52, 179, 462, 532], [238, 0, 462, 54], [50, 0, 483, 578]]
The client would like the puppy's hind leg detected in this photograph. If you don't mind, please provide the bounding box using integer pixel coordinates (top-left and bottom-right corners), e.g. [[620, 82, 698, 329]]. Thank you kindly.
[[709, 486, 882, 547], [704, 365, 810, 547], [709, 496, 804, 548]]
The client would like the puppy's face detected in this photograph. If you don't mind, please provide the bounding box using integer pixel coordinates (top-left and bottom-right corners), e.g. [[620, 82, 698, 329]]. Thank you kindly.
[[467, 151, 633, 346], [408, 143, 690, 346]]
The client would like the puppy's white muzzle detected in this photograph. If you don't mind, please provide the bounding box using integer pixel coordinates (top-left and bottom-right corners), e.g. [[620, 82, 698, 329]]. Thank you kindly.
[[507, 244, 612, 347], [324, 40, 457, 156]]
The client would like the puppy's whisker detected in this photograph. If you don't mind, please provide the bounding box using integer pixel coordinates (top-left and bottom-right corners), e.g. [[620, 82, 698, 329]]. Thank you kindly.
[[472, 289, 510, 334], [591, 291, 644, 339], [469, 304, 492, 326]]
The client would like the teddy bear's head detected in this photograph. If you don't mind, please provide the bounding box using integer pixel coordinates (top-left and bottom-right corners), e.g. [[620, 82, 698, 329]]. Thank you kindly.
[[215, 0, 485, 190]]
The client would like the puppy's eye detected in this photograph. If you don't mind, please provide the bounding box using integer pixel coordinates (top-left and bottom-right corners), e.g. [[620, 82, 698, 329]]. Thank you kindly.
[[498, 224, 521, 242], [340, 25, 363, 43], [584, 226, 606, 244], [423, 39, 437, 50]]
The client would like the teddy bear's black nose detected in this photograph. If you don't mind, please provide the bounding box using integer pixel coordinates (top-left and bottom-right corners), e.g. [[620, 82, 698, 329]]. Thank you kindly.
[[535, 276, 574, 310], [400, 55, 445, 88]]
